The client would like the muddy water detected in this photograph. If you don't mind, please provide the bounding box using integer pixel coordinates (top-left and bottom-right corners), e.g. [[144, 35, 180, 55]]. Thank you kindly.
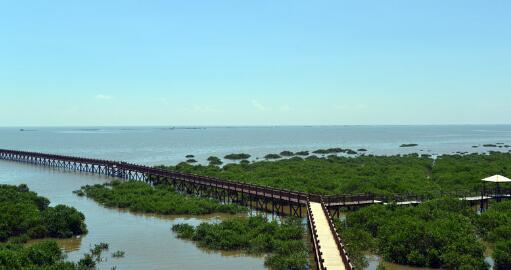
[[0, 161, 265, 270]]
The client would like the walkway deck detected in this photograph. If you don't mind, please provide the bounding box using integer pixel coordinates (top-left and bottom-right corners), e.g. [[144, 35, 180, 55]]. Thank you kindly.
[[309, 202, 346, 270]]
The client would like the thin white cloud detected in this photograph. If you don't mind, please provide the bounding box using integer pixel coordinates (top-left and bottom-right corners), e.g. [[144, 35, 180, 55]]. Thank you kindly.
[[192, 105, 217, 112], [154, 97, 169, 104], [334, 103, 368, 111], [181, 104, 219, 113], [279, 105, 292, 112], [95, 94, 112, 100], [251, 100, 268, 111]]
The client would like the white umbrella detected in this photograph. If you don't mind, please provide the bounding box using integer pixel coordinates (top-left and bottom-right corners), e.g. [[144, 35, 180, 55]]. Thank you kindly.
[[482, 175, 511, 183], [482, 175, 511, 200]]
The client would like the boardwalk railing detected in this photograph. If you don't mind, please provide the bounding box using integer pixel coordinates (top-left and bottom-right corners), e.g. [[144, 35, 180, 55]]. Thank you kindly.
[[483, 188, 511, 198], [321, 199, 355, 270], [2, 149, 510, 208], [307, 200, 325, 270], [2, 149, 510, 210], [323, 193, 376, 207], [0, 149, 308, 217]]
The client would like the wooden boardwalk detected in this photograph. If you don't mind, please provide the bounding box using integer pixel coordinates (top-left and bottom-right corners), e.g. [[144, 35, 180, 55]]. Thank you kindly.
[[308, 201, 351, 270]]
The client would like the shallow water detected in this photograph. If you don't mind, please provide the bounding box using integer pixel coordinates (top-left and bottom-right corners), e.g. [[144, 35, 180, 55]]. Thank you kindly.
[[0, 162, 265, 270]]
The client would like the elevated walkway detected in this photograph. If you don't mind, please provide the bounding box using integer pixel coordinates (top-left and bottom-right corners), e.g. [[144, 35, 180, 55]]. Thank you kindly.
[[308, 201, 353, 270]]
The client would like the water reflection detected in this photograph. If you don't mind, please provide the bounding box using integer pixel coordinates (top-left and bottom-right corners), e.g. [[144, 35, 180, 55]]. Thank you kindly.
[[28, 237, 83, 252]]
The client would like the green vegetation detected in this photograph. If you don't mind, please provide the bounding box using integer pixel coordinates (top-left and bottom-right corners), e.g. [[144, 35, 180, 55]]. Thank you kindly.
[[171, 216, 309, 270], [224, 153, 251, 160], [207, 156, 223, 166], [294, 151, 309, 156], [279, 151, 294, 157], [345, 149, 357, 155], [264, 154, 282, 159], [483, 144, 498, 147], [337, 198, 487, 269], [476, 200, 511, 269], [432, 152, 511, 192], [0, 241, 115, 270], [0, 241, 76, 269], [400, 144, 418, 147], [112, 250, 125, 258], [75, 242, 112, 270], [77, 180, 246, 215], [493, 241, 511, 270], [376, 264, 388, 270], [312, 148, 343, 154], [165, 154, 435, 195], [0, 184, 87, 243], [312, 148, 357, 155], [165, 152, 511, 196]]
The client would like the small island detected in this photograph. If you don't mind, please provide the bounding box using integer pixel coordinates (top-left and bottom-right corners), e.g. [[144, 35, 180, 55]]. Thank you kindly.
[[400, 143, 418, 147], [224, 153, 251, 160]]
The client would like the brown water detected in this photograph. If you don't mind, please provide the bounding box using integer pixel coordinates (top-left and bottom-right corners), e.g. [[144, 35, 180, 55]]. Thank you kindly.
[[0, 161, 266, 270]]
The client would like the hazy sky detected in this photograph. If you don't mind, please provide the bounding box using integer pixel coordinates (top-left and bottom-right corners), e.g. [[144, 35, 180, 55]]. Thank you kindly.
[[1, 1, 510, 126]]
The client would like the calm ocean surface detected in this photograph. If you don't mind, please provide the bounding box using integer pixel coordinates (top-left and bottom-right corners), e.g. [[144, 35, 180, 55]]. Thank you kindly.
[[1, 125, 509, 269], [2, 125, 511, 165]]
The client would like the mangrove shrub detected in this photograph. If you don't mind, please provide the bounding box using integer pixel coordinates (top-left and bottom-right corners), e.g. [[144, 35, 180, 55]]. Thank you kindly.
[[172, 216, 309, 270], [0, 184, 87, 242], [77, 180, 246, 215], [338, 198, 487, 269]]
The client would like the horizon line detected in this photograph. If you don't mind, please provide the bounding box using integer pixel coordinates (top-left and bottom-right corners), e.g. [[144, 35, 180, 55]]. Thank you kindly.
[[2, 123, 511, 128]]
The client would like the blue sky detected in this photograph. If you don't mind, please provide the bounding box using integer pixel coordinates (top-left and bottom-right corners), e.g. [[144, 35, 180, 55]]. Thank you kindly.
[[1, 0, 510, 126]]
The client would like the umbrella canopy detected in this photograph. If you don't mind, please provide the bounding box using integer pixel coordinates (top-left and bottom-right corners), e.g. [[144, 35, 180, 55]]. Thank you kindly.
[[482, 175, 511, 183]]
